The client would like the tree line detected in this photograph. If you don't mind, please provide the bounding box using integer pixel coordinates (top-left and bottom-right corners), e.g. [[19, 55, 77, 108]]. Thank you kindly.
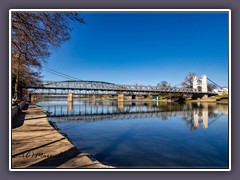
[[11, 11, 84, 99]]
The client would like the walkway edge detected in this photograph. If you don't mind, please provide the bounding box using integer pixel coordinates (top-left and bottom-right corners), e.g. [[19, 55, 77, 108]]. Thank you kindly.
[[12, 103, 114, 169]]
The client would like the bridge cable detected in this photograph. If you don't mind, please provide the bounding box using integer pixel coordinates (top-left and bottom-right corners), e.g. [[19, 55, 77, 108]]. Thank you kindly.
[[207, 78, 223, 89], [43, 66, 81, 80], [42, 66, 82, 81], [43, 69, 75, 81]]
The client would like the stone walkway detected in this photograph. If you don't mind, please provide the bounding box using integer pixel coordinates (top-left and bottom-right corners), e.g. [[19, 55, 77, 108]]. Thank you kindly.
[[11, 103, 113, 169]]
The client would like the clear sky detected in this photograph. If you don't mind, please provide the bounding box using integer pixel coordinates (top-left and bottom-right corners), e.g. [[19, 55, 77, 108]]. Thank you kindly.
[[42, 11, 229, 87]]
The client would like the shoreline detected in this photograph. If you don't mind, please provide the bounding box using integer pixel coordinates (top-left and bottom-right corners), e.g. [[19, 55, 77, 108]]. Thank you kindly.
[[11, 103, 114, 169], [12, 101, 228, 169], [47, 119, 115, 168]]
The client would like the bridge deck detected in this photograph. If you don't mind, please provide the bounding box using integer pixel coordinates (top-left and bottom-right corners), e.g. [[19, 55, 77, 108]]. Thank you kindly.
[[25, 80, 217, 95]]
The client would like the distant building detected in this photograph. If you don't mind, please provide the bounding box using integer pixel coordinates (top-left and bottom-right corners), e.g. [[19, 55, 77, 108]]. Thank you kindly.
[[213, 87, 228, 95]]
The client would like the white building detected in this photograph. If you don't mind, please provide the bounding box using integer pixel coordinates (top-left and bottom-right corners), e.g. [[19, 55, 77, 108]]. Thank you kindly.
[[213, 87, 228, 95]]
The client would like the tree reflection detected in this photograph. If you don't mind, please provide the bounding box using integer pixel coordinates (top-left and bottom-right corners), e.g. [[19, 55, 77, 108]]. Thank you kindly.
[[39, 100, 228, 131]]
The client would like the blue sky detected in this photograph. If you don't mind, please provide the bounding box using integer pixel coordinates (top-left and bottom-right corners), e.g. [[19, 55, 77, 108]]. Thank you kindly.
[[42, 11, 229, 87]]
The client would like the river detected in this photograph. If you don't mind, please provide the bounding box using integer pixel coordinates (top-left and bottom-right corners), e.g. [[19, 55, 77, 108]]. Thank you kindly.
[[36, 99, 229, 169]]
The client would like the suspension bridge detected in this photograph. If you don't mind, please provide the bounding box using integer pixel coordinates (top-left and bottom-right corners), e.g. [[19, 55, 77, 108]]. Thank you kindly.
[[23, 67, 223, 101], [24, 76, 221, 101]]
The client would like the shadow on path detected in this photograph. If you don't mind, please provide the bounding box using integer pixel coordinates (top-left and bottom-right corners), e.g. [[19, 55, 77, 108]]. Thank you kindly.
[[12, 138, 65, 157], [24, 116, 47, 121], [28, 147, 80, 168]]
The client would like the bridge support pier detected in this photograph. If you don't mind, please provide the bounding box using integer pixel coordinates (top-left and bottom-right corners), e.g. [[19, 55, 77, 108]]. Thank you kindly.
[[68, 93, 73, 102], [118, 101, 124, 110], [118, 94, 124, 101]]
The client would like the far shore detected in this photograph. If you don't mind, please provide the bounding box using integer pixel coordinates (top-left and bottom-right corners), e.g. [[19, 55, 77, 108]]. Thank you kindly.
[[32, 94, 229, 104]]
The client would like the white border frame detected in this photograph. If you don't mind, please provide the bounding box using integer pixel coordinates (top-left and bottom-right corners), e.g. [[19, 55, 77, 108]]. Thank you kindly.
[[9, 9, 231, 172]]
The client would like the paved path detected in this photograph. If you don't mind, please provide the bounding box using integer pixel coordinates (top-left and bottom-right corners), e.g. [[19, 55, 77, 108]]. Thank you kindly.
[[11, 103, 113, 169]]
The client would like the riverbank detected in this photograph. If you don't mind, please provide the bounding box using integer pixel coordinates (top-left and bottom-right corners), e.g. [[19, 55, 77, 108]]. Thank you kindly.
[[11, 103, 113, 169], [185, 95, 229, 104], [186, 99, 228, 104]]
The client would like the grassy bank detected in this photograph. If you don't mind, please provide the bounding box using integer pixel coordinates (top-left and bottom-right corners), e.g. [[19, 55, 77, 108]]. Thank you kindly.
[[186, 94, 228, 103]]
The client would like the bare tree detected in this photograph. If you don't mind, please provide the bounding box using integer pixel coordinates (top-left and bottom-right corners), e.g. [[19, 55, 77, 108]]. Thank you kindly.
[[157, 81, 171, 88], [181, 72, 197, 88], [11, 11, 85, 98], [207, 83, 217, 91]]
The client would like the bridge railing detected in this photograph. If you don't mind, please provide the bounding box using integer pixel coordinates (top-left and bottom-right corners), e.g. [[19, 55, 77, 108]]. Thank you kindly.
[[26, 80, 216, 94]]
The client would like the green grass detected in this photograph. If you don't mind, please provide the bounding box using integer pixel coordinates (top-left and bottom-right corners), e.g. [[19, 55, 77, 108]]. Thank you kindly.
[[215, 94, 228, 100], [218, 98, 228, 103]]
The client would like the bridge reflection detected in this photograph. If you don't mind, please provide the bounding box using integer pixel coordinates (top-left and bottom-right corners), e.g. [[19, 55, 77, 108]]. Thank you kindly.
[[40, 100, 228, 130]]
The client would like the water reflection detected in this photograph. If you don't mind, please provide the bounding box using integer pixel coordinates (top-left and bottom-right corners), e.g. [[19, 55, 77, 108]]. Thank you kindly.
[[193, 108, 209, 128], [67, 101, 73, 111], [117, 101, 124, 110], [38, 100, 229, 131], [36, 99, 229, 168]]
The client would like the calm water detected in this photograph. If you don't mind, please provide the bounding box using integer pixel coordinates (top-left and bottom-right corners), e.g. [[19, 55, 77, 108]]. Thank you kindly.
[[36, 99, 229, 169]]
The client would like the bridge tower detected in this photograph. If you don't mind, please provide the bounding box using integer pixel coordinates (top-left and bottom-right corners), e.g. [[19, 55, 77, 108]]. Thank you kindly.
[[193, 75, 208, 92]]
